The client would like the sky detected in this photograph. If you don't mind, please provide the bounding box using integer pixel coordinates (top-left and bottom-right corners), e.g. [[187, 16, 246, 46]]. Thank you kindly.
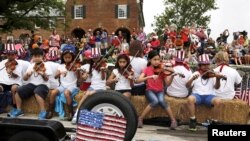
[[143, 0, 250, 41]]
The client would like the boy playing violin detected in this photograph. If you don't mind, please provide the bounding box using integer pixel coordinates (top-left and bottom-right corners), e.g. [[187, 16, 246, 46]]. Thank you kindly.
[[166, 50, 192, 98], [186, 54, 225, 131], [0, 43, 27, 114], [10, 48, 52, 119]]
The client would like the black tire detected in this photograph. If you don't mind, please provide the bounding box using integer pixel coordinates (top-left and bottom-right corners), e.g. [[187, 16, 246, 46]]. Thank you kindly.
[[9, 131, 49, 141], [77, 90, 138, 141], [104, 90, 138, 139]]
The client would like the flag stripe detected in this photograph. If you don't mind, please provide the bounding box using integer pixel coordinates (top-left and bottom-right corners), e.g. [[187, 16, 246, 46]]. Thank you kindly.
[[104, 115, 127, 124], [102, 119, 126, 129], [77, 130, 124, 141], [76, 134, 122, 141], [77, 126, 125, 138], [77, 126, 125, 137], [78, 124, 126, 135]]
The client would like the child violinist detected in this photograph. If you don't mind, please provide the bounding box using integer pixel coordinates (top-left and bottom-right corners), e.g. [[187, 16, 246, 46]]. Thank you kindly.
[[186, 54, 224, 131], [47, 46, 80, 121], [135, 50, 177, 129], [10, 48, 52, 119], [0, 43, 28, 115], [107, 53, 134, 98], [71, 48, 107, 124]]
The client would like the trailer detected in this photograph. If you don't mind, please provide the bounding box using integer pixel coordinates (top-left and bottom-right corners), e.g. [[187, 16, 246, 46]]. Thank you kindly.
[[0, 90, 137, 141]]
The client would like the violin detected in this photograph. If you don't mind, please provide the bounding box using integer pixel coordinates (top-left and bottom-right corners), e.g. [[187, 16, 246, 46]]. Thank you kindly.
[[93, 58, 107, 80], [66, 61, 81, 72], [5, 60, 18, 78], [32, 62, 48, 81], [201, 70, 227, 80], [153, 64, 185, 78], [33, 62, 46, 73], [5, 60, 18, 72], [94, 59, 107, 71], [120, 65, 134, 79]]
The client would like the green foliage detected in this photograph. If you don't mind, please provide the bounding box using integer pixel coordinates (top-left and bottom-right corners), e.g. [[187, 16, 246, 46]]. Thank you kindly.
[[0, 0, 65, 32], [154, 0, 218, 35]]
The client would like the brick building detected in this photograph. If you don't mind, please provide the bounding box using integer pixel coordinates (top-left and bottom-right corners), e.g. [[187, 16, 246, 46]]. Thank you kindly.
[[66, 0, 144, 42], [0, 0, 144, 42]]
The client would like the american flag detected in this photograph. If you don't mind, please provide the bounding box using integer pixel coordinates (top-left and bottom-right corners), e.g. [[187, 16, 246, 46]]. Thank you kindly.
[[234, 74, 250, 106], [76, 110, 127, 141]]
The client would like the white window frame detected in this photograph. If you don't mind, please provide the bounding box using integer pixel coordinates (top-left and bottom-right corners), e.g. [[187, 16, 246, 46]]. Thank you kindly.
[[118, 5, 127, 19], [35, 24, 40, 29], [6, 35, 14, 42], [74, 5, 83, 19], [49, 19, 56, 29]]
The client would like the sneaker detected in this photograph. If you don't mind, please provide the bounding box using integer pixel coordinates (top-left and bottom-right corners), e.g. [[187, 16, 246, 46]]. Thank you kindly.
[[210, 119, 219, 125], [189, 118, 197, 131], [170, 120, 177, 130], [10, 109, 24, 118], [71, 112, 78, 125], [38, 111, 47, 120], [137, 117, 143, 128], [7, 108, 17, 117]]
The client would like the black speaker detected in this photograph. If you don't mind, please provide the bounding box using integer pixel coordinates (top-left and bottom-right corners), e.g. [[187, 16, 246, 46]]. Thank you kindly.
[[0, 117, 67, 141]]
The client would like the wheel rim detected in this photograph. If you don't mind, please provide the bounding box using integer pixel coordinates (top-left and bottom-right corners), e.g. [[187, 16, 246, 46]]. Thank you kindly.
[[91, 103, 124, 117]]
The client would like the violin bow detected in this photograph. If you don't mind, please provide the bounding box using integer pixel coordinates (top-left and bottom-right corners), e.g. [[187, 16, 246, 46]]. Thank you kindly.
[[94, 46, 115, 70], [200, 70, 227, 80], [121, 50, 140, 77], [0, 65, 6, 71], [68, 49, 84, 71], [200, 70, 212, 78]]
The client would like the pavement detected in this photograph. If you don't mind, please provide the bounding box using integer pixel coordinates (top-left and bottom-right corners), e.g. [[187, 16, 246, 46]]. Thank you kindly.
[[0, 113, 208, 141]]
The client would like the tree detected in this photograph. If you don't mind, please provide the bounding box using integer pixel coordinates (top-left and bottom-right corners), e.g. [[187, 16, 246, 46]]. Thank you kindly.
[[154, 0, 217, 35], [0, 0, 65, 32]]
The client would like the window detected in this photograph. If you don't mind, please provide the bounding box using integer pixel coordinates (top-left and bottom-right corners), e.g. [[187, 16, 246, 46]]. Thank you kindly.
[[74, 5, 83, 19], [118, 5, 127, 19], [49, 19, 56, 29], [34, 24, 40, 29], [6, 35, 14, 42]]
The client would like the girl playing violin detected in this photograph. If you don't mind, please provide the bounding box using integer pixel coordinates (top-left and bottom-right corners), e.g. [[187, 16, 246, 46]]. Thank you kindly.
[[135, 50, 177, 129], [71, 48, 107, 124], [107, 54, 134, 98], [11, 48, 52, 119], [48, 47, 80, 121]]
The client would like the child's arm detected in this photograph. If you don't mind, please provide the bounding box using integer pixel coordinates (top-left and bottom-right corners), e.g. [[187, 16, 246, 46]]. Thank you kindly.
[[54, 70, 61, 79], [106, 72, 117, 85], [127, 74, 134, 87], [75, 69, 82, 79], [135, 73, 155, 83], [186, 74, 199, 88], [214, 77, 221, 89], [165, 74, 176, 86], [23, 71, 32, 81], [214, 74, 224, 89]]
